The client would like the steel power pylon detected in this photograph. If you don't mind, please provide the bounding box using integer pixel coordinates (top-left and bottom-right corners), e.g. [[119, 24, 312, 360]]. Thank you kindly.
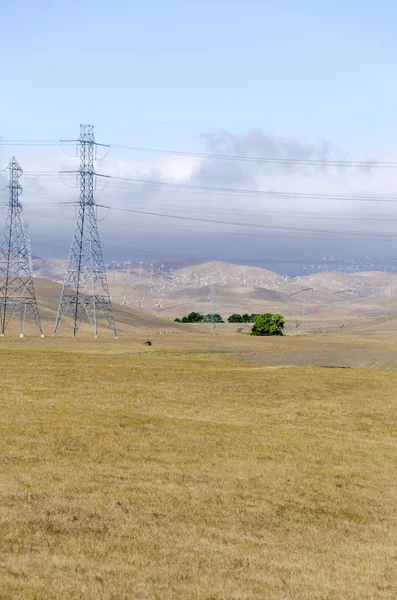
[[0, 158, 43, 337], [53, 124, 118, 338], [208, 272, 217, 330]]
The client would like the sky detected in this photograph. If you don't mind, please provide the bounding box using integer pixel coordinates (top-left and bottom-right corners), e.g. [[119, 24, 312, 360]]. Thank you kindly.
[[1, 0, 397, 272]]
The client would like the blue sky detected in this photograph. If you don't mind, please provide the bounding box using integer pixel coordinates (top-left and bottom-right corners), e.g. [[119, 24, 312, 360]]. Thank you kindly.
[[1, 0, 397, 152], [1, 1, 397, 267]]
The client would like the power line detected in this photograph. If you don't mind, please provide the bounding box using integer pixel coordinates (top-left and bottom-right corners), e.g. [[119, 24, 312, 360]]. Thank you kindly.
[[25, 237, 397, 266], [12, 201, 397, 223], [1, 139, 396, 168], [8, 226, 395, 265], [0, 140, 73, 145], [3, 197, 397, 239], [4, 178, 397, 236], [104, 175, 397, 203], [3, 134, 397, 248], [101, 204, 397, 238], [13, 170, 397, 204], [21, 172, 64, 176], [109, 144, 395, 168]]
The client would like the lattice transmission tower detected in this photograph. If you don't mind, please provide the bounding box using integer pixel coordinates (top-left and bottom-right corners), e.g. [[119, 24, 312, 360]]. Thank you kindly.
[[208, 272, 217, 330], [53, 125, 118, 338], [0, 158, 43, 337]]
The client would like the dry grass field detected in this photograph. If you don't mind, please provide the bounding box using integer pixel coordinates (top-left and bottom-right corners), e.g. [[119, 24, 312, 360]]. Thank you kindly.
[[1, 331, 397, 599]]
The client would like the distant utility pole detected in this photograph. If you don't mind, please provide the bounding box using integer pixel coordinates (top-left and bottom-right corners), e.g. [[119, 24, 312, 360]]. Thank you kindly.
[[53, 125, 117, 338], [302, 299, 306, 327], [0, 158, 43, 337], [208, 272, 217, 330]]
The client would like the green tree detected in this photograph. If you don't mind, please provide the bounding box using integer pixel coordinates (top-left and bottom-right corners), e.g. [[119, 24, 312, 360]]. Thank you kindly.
[[185, 312, 205, 323], [228, 313, 243, 323], [175, 312, 205, 323], [251, 313, 285, 336], [203, 313, 224, 323]]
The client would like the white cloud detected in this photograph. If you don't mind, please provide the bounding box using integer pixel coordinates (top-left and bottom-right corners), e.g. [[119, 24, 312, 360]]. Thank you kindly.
[[1, 130, 397, 268]]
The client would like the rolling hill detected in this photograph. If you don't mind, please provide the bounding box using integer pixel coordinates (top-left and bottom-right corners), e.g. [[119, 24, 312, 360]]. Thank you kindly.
[[3, 278, 189, 338], [30, 258, 397, 325]]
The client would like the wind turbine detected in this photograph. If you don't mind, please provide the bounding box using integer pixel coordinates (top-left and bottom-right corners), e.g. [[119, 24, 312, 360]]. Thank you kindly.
[[155, 299, 164, 312]]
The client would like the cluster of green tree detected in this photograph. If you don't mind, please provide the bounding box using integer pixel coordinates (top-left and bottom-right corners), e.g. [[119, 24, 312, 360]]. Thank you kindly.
[[174, 312, 224, 323], [227, 313, 259, 323], [174, 311, 284, 335], [251, 313, 285, 336]]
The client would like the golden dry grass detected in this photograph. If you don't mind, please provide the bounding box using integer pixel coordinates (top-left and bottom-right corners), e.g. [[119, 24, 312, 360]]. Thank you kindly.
[[0, 333, 397, 599]]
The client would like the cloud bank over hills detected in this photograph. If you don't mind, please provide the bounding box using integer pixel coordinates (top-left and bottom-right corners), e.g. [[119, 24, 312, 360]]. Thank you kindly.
[[1, 129, 397, 273]]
